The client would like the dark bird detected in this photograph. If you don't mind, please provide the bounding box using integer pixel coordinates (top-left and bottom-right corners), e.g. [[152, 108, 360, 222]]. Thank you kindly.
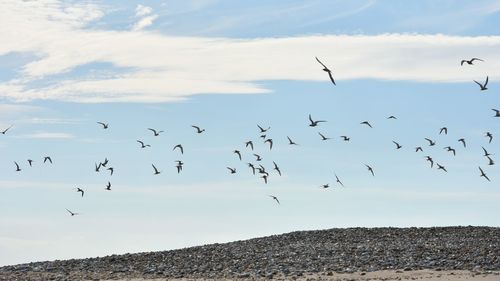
[[233, 150, 242, 161], [485, 132, 493, 143], [247, 163, 256, 175], [137, 140, 151, 148], [245, 141, 254, 150], [474, 76, 488, 91], [76, 188, 84, 197], [173, 144, 184, 154], [257, 125, 270, 133], [264, 138, 273, 150], [273, 161, 281, 176], [365, 164, 375, 176], [415, 147, 423, 152], [287, 136, 298, 145], [101, 158, 109, 167], [360, 121, 372, 128], [261, 174, 268, 184], [335, 174, 344, 187], [260, 134, 267, 139], [315, 57, 336, 85], [66, 209, 79, 216], [487, 156, 495, 166], [105, 181, 111, 191], [148, 128, 164, 136], [43, 156, 52, 164], [269, 195, 280, 204], [387, 115, 397, 120], [340, 136, 350, 142], [458, 138, 466, 148], [439, 127, 448, 135], [392, 141, 402, 149], [175, 160, 184, 173], [257, 164, 268, 175], [444, 146, 456, 156], [437, 163, 447, 172], [107, 167, 114, 176], [479, 166, 490, 181], [318, 132, 330, 141], [227, 167, 236, 174], [320, 184, 330, 189], [492, 109, 500, 117], [14, 161, 21, 172], [482, 146, 492, 157], [27, 159, 34, 167], [425, 138, 436, 146], [152, 164, 161, 175], [425, 156, 434, 168], [1, 125, 13, 134], [461, 58, 483, 66], [253, 154, 262, 161], [97, 122, 108, 129], [309, 114, 326, 127], [191, 125, 205, 134], [95, 162, 101, 172]]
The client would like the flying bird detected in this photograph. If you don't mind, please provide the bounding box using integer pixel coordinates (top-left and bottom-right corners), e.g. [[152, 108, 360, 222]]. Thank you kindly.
[[360, 121, 372, 128], [365, 164, 375, 176], [152, 164, 161, 175], [137, 140, 151, 148], [1, 125, 12, 134], [97, 122, 108, 129], [14, 161, 21, 172], [425, 138, 436, 146], [233, 150, 242, 161], [273, 161, 281, 176], [479, 166, 490, 181], [461, 58, 483, 65], [482, 146, 492, 157], [387, 116, 397, 120], [436, 163, 447, 172], [173, 144, 184, 154], [227, 167, 236, 174], [148, 128, 164, 136], [444, 146, 456, 156], [309, 114, 326, 127], [320, 184, 330, 189], [315, 57, 336, 85], [487, 156, 495, 166], [191, 125, 205, 134], [66, 209, 79, 216], [492, 109, 500, 117], [253, 154, 262, 161], [257, 125, 270, 133], [27, 159, 34, 167], [318, 132, 330, 141], [175, 160, 184, 173], [458, 138, 466, 148], [485, 132, 493, 143], [247, 163, 256, 175], [335, 174, 344, 187], [107, 167, 114, 176], [473, 76, 488, 91], [268, 195, 280, 204], [425, 156, 434, 168], [76, 188, 84, 197], [415, 147, 423, 152], [105, 181, 111, 191], [264, 138, 273, 150], [287, 136, 298, 145], [245, 141, 254, 150], [261, 174, 268, 184], [340, 136, 350, 142], [95, 162, 101, 172], [101, 158, 109, 167], [439, 127, 448, 135], [43, 156, 52, 164], [392, 141, 402, 149], [260, 134, 267, 139]]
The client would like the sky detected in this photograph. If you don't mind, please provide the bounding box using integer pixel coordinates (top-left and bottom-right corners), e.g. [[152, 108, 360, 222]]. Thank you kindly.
[[0, 0, 499, 266]]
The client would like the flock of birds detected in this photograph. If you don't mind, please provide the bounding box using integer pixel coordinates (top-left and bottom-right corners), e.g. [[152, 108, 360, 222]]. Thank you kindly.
[[1, 56, 496, 215]]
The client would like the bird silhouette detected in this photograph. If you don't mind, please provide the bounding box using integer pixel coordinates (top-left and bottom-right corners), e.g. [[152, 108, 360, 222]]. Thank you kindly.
[[461, 58, 483, 65], [261, 174, 268, 184], [320, 184, 330, 189], [43, 156, 52, 164], [340, 136, 350, 142], [66, 209, 79, 216], [439, 127, 448, 135], [245, 141, 254, 150], [474, 76, 488, 91], [257, 125, 270, 133], [253, 154, 262, 161], [95, 162, 101, 172], [100, 158, 109, 167], [458, 138, 466, 148], [264, 138, 273, 150], [1, 125, 12, 134], [227, 167, 236, 174], [415, 147, 423, 152], [335, 174, 344, 187], [191, 125, 205, 134], [247, 163, 256, 175], [444, 146, 456, 156], [233, 150, 242, 161], [318, 132, 330, 141], [492, 109, 500, 117], [486, 156, 495, 166], [315, 57, 336, 85], [175, 160, 184, 173], [482, 146, 493, 157], [309, 114, 326, 127], [260, 134, 267, 139], [173, 144, 184, 154], [485, 132, 493, 143], [437, 163, 447, 172], [360, 121, 372, 128], [152, 164, 161, 175], [287, 136, 298, 145], [273, 161, 281, 176], [137, 140, 151, 148], [268, 195, 280, 204], [27, 159, 34, 167], [105, 181, 111, 191], [365, 164, 375, 176], [14, 161, 21, 172], [107, 167, 114, 176], [97, 122, 108, 129], [387, 116, 397, 120], [479, 166, 490, 181], [425, 156, 434, 168], [148, 128, 164, 136], [425, 138, 436, 146], [76, 188, 84, 197], [392, 141, 402, 149]]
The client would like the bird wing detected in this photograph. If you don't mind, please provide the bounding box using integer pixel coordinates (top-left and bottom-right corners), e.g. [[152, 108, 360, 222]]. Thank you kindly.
[[148, 128, 157, 134], [308, 114, 313, 123], [484, 76, 489, 86], [315, 57, 328, 69], [471, 58, 483, 62], [192, 125, 200, 130], [152, 164, 158, 173], [327, 71, 336, 85], [473, 80, 483, 87], [257, 124, 264, 132], [460, 60, 466, 66]]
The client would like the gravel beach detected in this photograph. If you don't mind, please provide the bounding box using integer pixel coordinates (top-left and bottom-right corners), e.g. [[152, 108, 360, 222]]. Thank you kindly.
[[1, 226, 498, 280]]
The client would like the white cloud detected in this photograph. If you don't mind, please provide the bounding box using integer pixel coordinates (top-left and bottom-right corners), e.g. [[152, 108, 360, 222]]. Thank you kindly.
[[17, 131, 75, 139], [135, 4, 153, 17], [132, 4, 157, 31], [0, 1, 499, 103]]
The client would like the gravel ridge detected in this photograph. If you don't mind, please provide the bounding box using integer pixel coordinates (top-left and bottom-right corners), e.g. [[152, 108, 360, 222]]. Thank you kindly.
[[1, 226, 498, 280]]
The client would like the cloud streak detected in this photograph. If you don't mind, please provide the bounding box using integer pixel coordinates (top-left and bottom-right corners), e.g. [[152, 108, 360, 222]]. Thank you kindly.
[[0, 0, 499, 103]]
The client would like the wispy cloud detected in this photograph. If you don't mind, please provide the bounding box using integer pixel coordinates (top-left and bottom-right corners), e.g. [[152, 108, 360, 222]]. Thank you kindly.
[[0, 1, 499, 103], [17, 131, 75, 139], [132, 4, 158, 31]]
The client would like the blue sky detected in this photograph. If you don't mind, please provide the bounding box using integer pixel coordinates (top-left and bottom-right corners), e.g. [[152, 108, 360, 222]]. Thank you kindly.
[[0, 0, 499, 266]]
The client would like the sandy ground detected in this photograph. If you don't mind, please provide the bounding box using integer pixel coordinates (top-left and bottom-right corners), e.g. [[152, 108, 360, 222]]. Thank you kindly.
[[107, 270, 500, 281]]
